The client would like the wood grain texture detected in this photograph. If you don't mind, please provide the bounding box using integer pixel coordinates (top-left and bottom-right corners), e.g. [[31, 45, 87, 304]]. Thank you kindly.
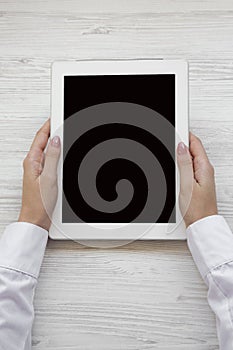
[[0, 1, 233, 348]]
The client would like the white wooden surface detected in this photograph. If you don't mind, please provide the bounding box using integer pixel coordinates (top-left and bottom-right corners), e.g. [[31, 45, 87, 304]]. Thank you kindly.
[[0, 1, 233, 348]]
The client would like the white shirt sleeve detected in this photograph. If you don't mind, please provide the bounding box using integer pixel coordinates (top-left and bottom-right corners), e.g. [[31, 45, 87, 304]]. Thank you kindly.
[[1, 217, 232, 349], [0, 222, 48, 350], [187, 215, 233, 350]]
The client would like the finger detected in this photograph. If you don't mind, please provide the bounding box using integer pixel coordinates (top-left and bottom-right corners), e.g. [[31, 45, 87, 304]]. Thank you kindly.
[[42, 136, 61, 180], [177, 142, 194, 195], [189, 132, 209, 162], [189, 132, 213, 184], [28, 119, 50, 162]]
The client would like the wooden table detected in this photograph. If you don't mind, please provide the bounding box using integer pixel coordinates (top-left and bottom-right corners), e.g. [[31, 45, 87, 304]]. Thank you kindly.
[[0, 1, 233, 348]]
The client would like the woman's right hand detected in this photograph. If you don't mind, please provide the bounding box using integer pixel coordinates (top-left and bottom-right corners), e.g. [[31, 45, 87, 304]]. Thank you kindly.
[[177, 132, 218, 228]]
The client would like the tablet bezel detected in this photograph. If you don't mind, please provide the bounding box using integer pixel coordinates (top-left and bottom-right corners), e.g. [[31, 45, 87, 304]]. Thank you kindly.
[[50, 60, 188, 240]]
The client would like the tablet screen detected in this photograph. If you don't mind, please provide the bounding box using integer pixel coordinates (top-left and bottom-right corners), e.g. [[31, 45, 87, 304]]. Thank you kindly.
[[63, 74, 175, 223]]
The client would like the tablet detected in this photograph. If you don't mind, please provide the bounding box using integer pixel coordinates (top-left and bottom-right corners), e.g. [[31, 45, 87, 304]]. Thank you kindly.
[[49, 60, 188, 241]]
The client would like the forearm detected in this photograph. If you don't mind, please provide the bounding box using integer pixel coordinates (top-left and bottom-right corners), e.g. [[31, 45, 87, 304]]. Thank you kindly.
[[0, 222, 48, 350], [187, 215, 233, 350]]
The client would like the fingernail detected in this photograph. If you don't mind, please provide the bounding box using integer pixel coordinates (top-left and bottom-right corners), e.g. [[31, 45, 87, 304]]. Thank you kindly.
[[51, 136, 60, 147], [177, 142, 187, 155]]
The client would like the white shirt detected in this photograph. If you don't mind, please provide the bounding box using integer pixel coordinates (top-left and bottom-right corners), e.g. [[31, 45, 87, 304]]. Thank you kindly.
[[0, 216, 233, 349]]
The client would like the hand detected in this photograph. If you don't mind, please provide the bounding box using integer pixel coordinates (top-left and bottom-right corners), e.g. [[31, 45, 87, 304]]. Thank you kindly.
[[177, 132, 218, 228], [18, 119, 61, 231]]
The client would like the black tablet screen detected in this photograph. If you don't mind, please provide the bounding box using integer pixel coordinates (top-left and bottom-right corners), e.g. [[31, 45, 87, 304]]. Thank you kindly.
[[63, 74, 175, 223]]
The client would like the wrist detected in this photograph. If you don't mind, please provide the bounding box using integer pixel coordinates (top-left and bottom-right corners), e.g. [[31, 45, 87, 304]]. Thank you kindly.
[[18, 207, 50, 231], [185, 209, 218, 228]]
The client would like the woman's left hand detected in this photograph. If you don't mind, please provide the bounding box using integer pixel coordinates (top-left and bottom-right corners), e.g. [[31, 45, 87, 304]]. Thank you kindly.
[[18, 119, 61, 231]]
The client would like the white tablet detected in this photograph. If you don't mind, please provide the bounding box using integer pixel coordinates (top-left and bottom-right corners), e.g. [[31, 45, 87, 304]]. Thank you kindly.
[[49, 60, 188, 242]]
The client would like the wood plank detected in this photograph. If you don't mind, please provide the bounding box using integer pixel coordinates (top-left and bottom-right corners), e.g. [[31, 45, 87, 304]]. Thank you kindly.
[[32, 239, 218, 349], [1, 0, 233, 14], [0, 12, 233, 59]]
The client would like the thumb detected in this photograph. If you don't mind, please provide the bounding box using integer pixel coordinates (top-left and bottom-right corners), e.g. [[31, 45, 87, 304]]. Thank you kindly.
[[177, 142, 194, 196], [42, 136, 61, 179]]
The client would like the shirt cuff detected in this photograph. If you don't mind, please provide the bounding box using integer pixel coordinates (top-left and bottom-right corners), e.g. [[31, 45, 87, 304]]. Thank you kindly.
[[187, 215, 233, 279], [0, 222, 48, 279]]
